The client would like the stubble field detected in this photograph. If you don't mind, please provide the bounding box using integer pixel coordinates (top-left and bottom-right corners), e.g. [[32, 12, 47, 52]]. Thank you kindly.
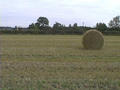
[[0, 35, 120, 90]]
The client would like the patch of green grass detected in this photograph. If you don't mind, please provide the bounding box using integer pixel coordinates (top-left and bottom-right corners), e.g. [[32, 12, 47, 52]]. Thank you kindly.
[[1, 35, 120, 90]]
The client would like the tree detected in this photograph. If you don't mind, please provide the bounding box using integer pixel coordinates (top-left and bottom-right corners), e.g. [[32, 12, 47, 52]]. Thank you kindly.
[[73, 23, 78, 28], [53, 22, 62, 29], [109, 16, 120, 28], [96, 23, 107, 32], [73, 23, 79, 30], [28, 17, 49, 30], [69, 24, 72, 28], [29, 23, 35, 29], [37, 17, 49, 27], [35, 23, 40, 29], [15, 26, 19, 30]]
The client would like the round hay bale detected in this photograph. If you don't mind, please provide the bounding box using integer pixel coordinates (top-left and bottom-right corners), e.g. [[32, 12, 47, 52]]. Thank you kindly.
[[82, 29, 104, 50]]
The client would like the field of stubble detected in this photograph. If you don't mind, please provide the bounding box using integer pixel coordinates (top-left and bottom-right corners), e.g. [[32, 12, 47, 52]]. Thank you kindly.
[[1, 35, 120, 90]]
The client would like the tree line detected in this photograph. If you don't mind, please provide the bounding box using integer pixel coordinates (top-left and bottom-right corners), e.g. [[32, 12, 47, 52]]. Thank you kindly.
[[0, 16, 120, 35]]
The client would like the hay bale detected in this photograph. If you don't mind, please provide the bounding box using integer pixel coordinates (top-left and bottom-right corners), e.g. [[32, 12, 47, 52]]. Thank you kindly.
[[82, 29, 104, 50]]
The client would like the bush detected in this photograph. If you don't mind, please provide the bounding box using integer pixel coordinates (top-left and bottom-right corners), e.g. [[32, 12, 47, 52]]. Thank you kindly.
[[82, 29, 104, 50]]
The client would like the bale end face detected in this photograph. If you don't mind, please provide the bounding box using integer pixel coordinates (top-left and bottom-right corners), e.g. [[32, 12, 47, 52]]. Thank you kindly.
[[82, 29, 104, 50]]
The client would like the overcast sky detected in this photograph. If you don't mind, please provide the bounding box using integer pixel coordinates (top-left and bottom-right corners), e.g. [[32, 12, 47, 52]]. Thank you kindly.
[[0, 0, 120, 27]]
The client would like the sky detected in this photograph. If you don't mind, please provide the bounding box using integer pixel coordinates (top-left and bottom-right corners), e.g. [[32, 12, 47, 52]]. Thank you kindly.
[[0, 0, 120, 27]]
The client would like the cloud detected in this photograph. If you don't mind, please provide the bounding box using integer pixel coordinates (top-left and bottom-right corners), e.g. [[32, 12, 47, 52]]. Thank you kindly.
[[0, 0, 120, 27]]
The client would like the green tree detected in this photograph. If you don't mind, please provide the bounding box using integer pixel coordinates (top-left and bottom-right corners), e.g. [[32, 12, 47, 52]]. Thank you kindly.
[[35, 23, 40, 29], [96, 23, 107, 32], [73, 23, 78, 28], [73, 23, 79, 30], [53, 22, 62, 29], [37, 17, 49, 27], [69, 24, 72, 28], [109, 16, 120, 28], [29, 23, 35, 29]]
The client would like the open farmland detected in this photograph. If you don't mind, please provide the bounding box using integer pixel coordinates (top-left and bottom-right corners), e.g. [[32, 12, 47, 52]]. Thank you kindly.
[[1, 35, 120, 90]]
